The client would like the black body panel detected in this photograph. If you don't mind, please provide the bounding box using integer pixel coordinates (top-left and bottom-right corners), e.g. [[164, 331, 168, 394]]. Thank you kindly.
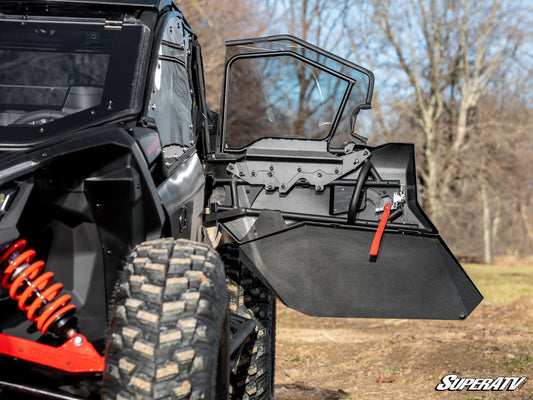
[[0, 125, 165, 347], [240, 223, 482, 320]]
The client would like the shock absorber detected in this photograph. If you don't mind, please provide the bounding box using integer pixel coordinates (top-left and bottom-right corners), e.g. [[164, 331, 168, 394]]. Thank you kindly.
[[0, 239, 78, 338]]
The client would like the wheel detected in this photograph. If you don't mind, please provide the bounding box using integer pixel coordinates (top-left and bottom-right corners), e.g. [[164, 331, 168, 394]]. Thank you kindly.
[[103, 238, 228, 400], [222, 247, 276, 400]]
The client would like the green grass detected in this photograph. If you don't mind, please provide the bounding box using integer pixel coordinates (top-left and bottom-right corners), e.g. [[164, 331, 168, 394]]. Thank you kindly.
[[505, 352, 532, 373], [287, 352, 301, 362], [463, 263, 533, 305]]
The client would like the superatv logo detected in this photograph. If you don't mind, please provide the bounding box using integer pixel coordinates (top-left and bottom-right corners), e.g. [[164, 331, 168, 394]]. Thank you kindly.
[[435, 374, 527, 391]]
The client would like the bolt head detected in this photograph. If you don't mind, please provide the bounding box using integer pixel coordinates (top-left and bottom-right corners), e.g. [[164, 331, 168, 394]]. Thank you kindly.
[[73, 336, 83, 346]]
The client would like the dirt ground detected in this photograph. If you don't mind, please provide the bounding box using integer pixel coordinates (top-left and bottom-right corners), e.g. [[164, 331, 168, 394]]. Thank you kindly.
[[274, 296, 533, 400]]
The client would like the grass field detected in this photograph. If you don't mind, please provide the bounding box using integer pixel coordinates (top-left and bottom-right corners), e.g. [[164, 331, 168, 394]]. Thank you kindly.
[[464, 261, 533, 305]]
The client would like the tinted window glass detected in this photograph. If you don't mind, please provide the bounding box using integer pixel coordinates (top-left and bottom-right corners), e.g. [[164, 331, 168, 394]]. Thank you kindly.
[[223, 36, 373, 149], [0, 18, 147, 141], [226, 55, 348, 149]]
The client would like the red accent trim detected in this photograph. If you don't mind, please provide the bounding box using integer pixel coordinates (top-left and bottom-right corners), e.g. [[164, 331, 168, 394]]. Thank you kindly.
[[0, 333, 105, 373], [0, 239, 26, 267], [370, 203, 391, 258]]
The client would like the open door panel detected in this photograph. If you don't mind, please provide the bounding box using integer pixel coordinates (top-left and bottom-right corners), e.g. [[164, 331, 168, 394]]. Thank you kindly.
[[205, 35, 482, 320]]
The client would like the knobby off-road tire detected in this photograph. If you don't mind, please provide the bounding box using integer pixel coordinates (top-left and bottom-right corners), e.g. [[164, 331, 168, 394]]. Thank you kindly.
[[223, 248, 276, 400], [103, 238, 228, 400]]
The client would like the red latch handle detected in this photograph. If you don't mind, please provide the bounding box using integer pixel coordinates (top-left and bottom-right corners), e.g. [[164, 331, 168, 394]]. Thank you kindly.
[[369, 203, 391, 261]]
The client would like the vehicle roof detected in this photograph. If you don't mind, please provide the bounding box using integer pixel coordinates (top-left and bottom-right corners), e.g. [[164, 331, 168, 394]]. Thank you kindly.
[[1, 0, 173, 10]]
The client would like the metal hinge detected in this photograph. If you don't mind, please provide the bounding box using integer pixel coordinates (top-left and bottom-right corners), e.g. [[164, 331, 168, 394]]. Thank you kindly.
[[104, 19, 123, 30]]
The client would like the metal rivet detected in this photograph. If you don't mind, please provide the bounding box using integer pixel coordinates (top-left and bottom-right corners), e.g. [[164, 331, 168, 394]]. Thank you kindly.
[[267, 172, 273, 177], [39, 127, 45, 134], [90, 110, 96, 116], [239, 172, 244, 177], [297, 167, 302, 172], [73, 336, 83, 346], [317, 172, 322, 177], [355, 159, 360, 164], [41, 152, 48, 158], [269, 165, 274, 171], [459, 312, 466, 319], [281, 184, 286, 189], [251, 171, 256, 176], [335, 169, 340, 174], [267, 185, 273, 190]]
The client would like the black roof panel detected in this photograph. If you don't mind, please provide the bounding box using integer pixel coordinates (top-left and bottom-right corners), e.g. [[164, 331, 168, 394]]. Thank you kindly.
[[1, 0, 173, 9]]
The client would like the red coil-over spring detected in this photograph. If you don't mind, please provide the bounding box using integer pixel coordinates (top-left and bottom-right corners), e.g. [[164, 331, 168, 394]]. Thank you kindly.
[[0, 239, 77, 336]]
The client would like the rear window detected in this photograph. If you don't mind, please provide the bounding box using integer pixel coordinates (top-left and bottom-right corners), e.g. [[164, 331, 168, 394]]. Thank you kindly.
[[0, 17, 148, 143]]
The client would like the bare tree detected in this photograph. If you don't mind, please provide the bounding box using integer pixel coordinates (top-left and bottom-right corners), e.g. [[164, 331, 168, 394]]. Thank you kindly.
[[347, 0, 527, 223], [177, 0, 270, 108]]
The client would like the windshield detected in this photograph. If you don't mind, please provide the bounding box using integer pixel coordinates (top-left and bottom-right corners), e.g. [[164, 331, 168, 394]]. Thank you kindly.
[[0, 17, 147, 142], [223, 35, 374, 149]]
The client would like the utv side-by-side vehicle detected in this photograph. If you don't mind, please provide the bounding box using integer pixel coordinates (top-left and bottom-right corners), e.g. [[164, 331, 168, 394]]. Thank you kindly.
[[0, 0, 482, 399]]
